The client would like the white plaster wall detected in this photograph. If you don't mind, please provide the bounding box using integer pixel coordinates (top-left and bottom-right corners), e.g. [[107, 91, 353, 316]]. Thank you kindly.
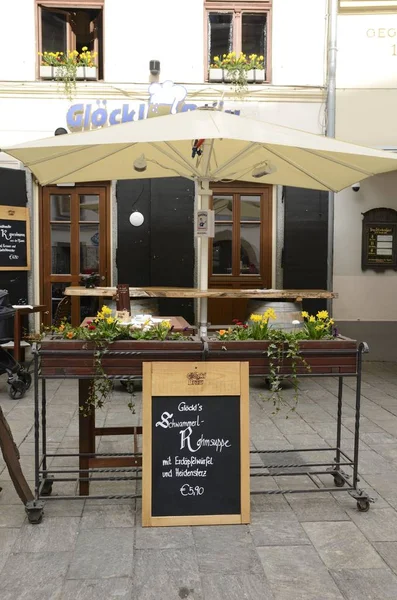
[[104, 0, 204, 83], [333, 171, 397, 322], [0, 0, 328, 86], [272, 0, 327, 87], [337, 14, 397, 88], [0, 0, 36, 81]]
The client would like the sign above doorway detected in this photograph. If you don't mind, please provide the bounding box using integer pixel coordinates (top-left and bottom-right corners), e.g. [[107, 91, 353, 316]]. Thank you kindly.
[[66, 80, 241, 132]]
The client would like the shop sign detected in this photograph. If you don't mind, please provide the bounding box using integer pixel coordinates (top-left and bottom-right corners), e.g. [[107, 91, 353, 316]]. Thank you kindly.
[[66, 80, 240, 132]]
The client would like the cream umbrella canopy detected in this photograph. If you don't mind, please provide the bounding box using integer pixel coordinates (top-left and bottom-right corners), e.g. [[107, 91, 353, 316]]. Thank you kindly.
[[4, 108, 397, 334]]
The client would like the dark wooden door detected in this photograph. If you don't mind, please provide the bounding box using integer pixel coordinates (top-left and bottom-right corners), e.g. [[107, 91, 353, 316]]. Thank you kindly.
[[41, 185, 110, 326], [283, 187, 329, 315], [208, 183, 272, 325]]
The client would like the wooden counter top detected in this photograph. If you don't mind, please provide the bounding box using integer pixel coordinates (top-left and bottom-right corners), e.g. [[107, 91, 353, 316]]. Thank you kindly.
[[65, 287, 337, 300]]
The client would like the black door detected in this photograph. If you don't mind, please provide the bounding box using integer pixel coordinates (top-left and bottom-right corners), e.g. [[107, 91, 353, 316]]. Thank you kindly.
[[283, 187, 329, 315]]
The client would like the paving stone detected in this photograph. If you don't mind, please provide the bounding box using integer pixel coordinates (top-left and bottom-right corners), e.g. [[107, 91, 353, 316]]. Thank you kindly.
[[68, 528, 135, 579], [193, 525, 263, 574], [330, 568, 397, 600], [302, 521, 385, 569], [258, 545, 343, 600], [249, 511, 310, 546], [42, 500, 85, 518], [356, 450, 397, 474], [14, 516, 80, 552], [0, 505, 27, 528], [81, 504, 135, 529], [61, 577, 133, 600], [374, 542, 397, 574], [347, 508, 397, 542], [135, 525, 194, 549], [0, 551, 71, 599], [0, 480, 25, 504], [133, 548, 202, 600], [201, 573, 274, 600], [286, 495, 350, 521], [0, 528, 18, 573], [251, 492, 292, 512], [361, 432, 397, 446]]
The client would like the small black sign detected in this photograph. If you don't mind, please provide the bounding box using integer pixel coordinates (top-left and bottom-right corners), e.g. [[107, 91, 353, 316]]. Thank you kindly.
[[0, 219, 28, 269], [151, 395, 241, 517], [362, 208, 397, 271]]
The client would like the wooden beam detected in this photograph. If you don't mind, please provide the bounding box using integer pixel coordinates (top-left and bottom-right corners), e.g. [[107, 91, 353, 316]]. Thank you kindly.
[[65, 286, 338, 299]]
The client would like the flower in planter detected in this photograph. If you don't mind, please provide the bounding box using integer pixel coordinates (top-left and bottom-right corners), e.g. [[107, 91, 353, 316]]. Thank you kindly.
[[301, 310, 335, 340], [39, 47, 98, 99]]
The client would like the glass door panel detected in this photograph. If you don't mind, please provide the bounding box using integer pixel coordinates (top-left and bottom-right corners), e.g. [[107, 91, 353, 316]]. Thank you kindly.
[[42, 187, 109, 326]]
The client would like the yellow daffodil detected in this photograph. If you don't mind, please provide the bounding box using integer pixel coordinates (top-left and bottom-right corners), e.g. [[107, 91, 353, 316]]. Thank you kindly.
[[102, 305, 112, 315], [161, 320, 171, 328], [317, 310, 329, 320], [301, 311, 309, 319], [309, 316, 316, 323], [250, 314, 262, 322], [106, 317, 115, 324], [82, 46, 88, 51]]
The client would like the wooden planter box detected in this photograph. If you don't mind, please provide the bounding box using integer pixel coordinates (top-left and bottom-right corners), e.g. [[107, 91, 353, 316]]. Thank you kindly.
[[40, 337, 203, 378], [203, 336, 359, 376]]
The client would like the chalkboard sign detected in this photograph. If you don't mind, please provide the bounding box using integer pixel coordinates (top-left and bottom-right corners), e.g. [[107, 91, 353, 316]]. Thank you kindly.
[[142, 361, 250, 527], [0, 206, 30, 271]]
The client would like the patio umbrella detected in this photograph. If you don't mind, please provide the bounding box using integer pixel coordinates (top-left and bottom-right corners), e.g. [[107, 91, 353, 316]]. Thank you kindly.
[[4, 108, 397, 334]]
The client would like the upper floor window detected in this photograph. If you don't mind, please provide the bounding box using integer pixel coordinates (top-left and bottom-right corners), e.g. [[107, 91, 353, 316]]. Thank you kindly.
[[37, 1, 103, 80], [205, 1, 271, 82]]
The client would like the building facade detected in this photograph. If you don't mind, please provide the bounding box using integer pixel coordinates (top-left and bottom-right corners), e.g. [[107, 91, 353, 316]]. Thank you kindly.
[[1, 0, 393, 358]]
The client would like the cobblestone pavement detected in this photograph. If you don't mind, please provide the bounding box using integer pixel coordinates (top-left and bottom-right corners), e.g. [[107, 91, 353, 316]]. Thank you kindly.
[[2, 362, 397, 598]]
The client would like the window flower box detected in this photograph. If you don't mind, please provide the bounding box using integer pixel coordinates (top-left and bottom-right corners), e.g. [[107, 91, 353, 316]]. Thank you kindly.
[[40, 65, 97, 81], [209, 67, 265, 84]]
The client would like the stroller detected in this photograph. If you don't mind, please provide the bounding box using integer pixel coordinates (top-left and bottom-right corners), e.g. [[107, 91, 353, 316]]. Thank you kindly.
[[0, 290, 32, 400]]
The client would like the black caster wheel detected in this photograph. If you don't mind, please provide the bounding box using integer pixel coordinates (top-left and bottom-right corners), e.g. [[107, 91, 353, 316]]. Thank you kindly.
[[25, 500, 45, 524], [41, 478, 53, 497], [333, 474, 346, 488], [357, 499, 370, 512], [8, 385, 24, 400]]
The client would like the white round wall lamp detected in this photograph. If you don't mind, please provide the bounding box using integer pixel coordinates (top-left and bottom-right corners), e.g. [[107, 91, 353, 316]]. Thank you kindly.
[[129, 211, 145, 227]]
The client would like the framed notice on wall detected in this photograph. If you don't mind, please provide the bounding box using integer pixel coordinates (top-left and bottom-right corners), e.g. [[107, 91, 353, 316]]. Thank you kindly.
[[0, 206, 30, 271], [362, 208, 397, 271], [142, 361, 250, 527]]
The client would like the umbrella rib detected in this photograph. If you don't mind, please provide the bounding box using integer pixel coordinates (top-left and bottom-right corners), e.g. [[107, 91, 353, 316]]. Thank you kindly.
[[40, 143, 137, 185], [151, 142, 201, 177], [298, 147, 375, 176], [210, 143, 258, 178], [260, 144, 338, 191]]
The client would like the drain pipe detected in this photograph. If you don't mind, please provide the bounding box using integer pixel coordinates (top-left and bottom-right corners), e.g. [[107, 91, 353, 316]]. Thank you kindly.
[[326, 0, 338, 314]]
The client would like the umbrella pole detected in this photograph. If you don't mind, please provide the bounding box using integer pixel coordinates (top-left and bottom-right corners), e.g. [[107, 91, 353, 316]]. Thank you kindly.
[[198, 179, 212, 338]]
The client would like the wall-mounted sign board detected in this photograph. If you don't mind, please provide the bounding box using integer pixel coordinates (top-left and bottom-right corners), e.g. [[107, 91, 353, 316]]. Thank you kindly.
[[362, 208, 397, 271], [142, 361, 250, 527], [0, 206, 30, 271]]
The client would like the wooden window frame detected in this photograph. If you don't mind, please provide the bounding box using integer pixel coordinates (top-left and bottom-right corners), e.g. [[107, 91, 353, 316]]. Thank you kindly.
[[209, 182, 272, 289], [35, 0, 104, 81], [39, 182, 111, 326], [204, 0, 272, 83]]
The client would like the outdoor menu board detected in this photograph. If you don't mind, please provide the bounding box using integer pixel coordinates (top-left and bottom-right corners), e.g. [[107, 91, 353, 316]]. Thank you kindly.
[[362, 209, 397, 270], [0, 206, 30, 271], [142, 361, 250, 527]]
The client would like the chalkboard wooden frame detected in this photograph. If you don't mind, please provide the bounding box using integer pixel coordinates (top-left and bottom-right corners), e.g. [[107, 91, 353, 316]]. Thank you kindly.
[[142, 361, 250, 527], [0, 206, 30, 271]]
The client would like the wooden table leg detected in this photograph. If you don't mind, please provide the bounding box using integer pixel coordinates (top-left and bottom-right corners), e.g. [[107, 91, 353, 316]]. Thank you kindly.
[[13, 310, 21, 363], [79, 379, 95, 496]]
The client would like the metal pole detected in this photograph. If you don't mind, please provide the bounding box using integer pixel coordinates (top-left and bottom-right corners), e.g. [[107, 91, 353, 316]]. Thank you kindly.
[[198, 179, 212, 338], [326, 0, 338, 314]]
